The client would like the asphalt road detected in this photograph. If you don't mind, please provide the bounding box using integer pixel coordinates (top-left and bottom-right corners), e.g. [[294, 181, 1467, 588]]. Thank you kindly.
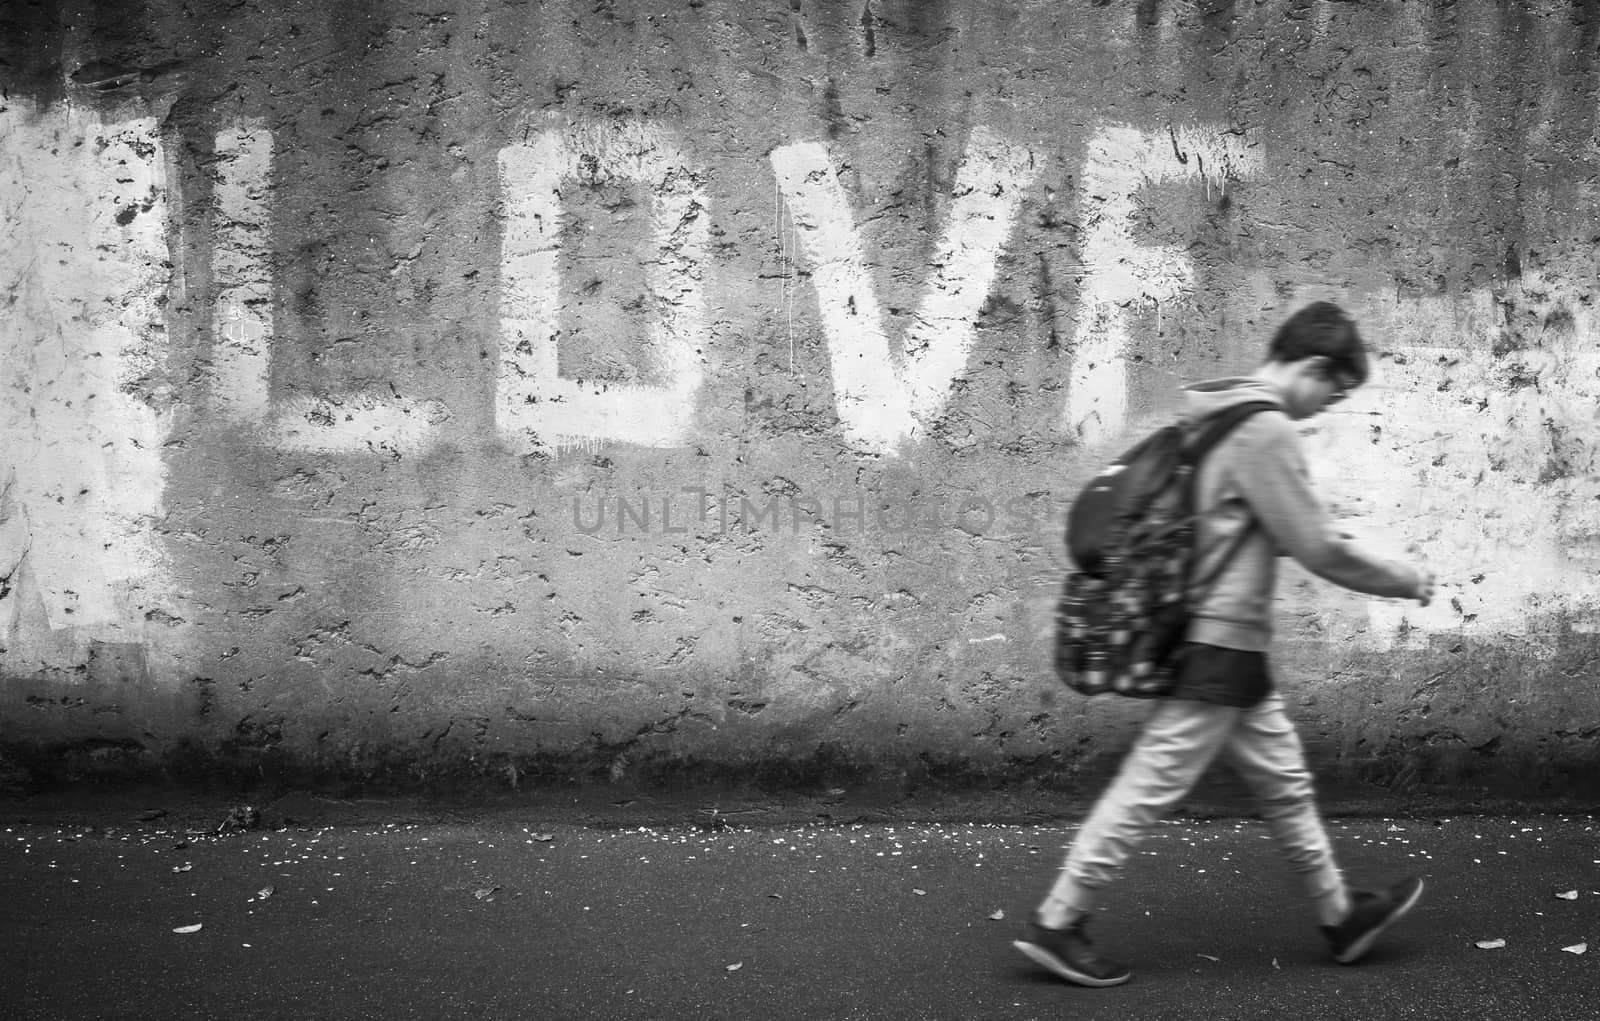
[[1, 800, 1596, 1020]]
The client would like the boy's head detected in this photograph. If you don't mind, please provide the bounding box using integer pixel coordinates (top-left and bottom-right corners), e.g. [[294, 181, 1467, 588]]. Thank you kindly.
[[1266, 301, 1368, 419]]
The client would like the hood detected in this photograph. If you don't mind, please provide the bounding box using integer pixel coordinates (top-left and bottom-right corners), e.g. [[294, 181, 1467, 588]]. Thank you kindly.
[[1181, 376, 1286, 424]]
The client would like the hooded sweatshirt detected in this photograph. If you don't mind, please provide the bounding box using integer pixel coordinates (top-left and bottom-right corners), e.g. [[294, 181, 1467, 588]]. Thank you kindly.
[[1182, 377, 1422, 653]]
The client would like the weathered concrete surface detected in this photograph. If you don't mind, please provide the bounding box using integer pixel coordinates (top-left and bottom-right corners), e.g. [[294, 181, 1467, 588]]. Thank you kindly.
[[0, 1, 1597, 794], [1, 801, 1598, 1020]]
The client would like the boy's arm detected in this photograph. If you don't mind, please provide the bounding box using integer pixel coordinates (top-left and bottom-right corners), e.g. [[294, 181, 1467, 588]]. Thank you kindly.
[[1225, 415, 1424, 599]]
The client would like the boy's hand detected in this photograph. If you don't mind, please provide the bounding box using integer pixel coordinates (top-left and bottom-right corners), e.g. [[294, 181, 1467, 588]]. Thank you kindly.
[[1414, 569, 1436, 607]]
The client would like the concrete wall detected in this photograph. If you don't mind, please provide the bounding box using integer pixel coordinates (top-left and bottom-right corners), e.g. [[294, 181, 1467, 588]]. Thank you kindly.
[[1, 0, 1597, 795]]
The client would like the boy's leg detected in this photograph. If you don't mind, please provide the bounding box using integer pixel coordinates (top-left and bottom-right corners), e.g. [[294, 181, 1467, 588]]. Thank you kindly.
[[1218, 692, 1349, 925], [1037, 698, 1238, 927]]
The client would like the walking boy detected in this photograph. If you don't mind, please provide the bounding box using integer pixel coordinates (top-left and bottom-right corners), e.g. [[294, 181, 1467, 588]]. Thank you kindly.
[[1015, 301, 1436, 986]]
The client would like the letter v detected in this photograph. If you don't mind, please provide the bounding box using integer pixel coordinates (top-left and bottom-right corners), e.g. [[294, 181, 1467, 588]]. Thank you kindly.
[[771, 128, 1040, 455]]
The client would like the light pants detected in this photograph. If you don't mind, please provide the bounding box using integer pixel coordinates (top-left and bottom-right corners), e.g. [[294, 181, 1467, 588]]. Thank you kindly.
[[1042, 692, 1346, 923]]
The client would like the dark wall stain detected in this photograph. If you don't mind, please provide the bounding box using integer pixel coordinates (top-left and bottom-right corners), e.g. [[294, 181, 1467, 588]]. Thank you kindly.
[[1574, 0, 1600, 55], [0, 0, 65, 103], [902, 0, 952, 43], [822, 77, 846, 139]]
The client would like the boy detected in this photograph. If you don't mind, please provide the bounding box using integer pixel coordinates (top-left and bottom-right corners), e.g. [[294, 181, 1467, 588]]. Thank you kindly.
[[1015, 301, 1436, 986]]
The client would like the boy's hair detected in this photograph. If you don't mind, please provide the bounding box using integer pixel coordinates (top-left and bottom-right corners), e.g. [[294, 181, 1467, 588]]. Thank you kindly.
[[1268, 301, 1368, 387]]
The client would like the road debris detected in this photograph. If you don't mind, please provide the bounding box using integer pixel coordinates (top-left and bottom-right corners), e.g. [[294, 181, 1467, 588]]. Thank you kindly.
[[216, 806, 262, 835]]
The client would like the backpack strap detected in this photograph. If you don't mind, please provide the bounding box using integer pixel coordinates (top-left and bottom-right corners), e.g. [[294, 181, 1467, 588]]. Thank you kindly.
[[1181, 400, 1281, 466], [1181, 400, 1280, 595]]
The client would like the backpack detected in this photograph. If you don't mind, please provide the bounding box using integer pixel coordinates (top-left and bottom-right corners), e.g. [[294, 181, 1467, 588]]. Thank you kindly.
[[1054, 401, 1277, 697]]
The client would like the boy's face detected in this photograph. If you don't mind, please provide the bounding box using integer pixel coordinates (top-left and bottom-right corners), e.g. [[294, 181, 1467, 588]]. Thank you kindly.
[[1284, 356, 1356, 419]]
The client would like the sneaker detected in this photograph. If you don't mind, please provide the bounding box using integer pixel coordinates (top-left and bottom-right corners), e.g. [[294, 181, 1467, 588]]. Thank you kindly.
[[1012, 916, 1132, 987], [1321, 877, 1425, 964]]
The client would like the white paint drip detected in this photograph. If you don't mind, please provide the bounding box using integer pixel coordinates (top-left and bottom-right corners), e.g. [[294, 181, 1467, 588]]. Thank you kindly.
[[0, 105, 172, 648], [1309, 272, 1600, 651], [496, 121, 709, 454], [552, 434, 611, 457], [1065, 124, 1260, 446], [771, 127, 1041, 454], [211, 124, 448, 453]]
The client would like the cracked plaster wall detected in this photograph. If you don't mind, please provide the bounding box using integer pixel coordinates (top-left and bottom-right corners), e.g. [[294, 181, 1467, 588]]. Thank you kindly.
[[0, 0, 1598, 797]]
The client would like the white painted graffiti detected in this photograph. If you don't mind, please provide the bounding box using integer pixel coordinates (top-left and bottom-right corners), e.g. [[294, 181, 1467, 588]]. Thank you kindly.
[[210, 124, 450, 454], [1310, 273, 1600, 651], [6, 106, 1600, 656], [770, 126, 1042, 453], [203, 117, 1247, 456], [496, 121, 709, 454], [1065, 124, 1260, 445], [0, 105, 172, 656]]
